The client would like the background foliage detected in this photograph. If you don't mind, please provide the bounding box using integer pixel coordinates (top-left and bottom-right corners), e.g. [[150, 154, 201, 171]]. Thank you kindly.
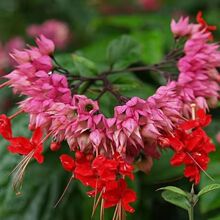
[[0, 0, 220, 219]]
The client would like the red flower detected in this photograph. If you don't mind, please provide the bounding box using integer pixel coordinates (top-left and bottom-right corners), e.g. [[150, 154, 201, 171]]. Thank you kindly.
[[114, 153, 134, 180], [59, 151, 136, 216], [166, 110, 215, 185], [103, 179, 136, 213], [196, 11, 216, 40], [0, 114, 12, 139], [7, 127, 44, 163], [92, 155, 118, 182], [60, 154, 75, 172], [179, 109, 211, 131], [74, 152, 97, 188]]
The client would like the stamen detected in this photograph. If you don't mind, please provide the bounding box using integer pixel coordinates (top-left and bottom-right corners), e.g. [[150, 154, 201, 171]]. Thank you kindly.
[[113, 204, 119, 220], [91, 179, 99, 217], [100, 198, 104, 220], [12, 151, 35, 193], [54, 174, 74, 208], [92, 190, 103, 217], [9, 109, 24, 120], [119, 201, 122, 220], [190, 103, 196, 120], [9, 151, 34, 176], [186, 152, 214, 182], [0, 81, 10, 89], [10, 130, 53, 194]]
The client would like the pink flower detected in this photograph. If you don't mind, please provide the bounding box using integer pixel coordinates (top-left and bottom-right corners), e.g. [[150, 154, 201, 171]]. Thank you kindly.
[[36, 35, 55, 55], [171, 17, 192, 37], [10, 49, 30, 65], [32, 55, 53, 72]]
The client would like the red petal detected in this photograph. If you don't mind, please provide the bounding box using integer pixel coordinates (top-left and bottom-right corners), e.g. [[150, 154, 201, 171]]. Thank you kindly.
[[168, 137, 184, 151], [31, 127, 43, 145], [179, 120, 199, 131], [184, 165, 200, 185], [34, 153, 44, 164], [60, 154, 75, 172], [170, 152, 186, 166], [0, 114, 12, 139], [197, 110, 211, 127], [7, 137, 32, 154]]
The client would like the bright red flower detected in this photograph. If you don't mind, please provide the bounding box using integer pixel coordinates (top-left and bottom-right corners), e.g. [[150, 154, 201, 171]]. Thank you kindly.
[[166, 110, 215, 184], [0, 114, 12, 139], [74, 152, 97, 188], [179, 109, 211, 131], [114, 153, 134, 180], [196, 11, 216, 40], [92, 155, 118, 182], [60, 154, 75, 172], [103, 179, 136, 213], [59, 151, 136, 215], [7, 127, 44, 163]]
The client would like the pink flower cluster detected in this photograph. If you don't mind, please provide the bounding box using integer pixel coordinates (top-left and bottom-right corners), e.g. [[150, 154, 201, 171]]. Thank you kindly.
[[173, 13, 220, 110], [0, 13, 219, 218], [5, 35, 71, 129], [2, 13, 220, 174], [4, 12, 220, 165]]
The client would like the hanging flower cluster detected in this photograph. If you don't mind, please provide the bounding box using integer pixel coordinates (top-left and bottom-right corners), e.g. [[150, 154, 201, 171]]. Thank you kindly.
[[60, 151, 136, 214], [0, 12, 219, 218], [161, 109, 215, 184]]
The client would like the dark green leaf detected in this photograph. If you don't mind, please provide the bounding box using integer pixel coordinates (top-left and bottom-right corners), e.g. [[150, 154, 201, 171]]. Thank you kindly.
[[132, 30, 165, 64], [157, 186, 188, 198], [72, 54, 98, 76], [106, 35, 141, 68], [54, 53, 75, 73], [161, 191, 191, 211], [198, 184, 220, 197]]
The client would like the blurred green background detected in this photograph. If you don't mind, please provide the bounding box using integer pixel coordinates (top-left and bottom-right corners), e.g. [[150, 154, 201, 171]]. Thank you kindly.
[[0, 0, 220, 219]]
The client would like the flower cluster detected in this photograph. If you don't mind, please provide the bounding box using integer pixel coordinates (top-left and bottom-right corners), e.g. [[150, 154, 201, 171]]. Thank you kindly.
[[0, 12, 219, 218], [162, 109, 215, 184], [60, 151, 136, 213], [0, 114, 44, 163]]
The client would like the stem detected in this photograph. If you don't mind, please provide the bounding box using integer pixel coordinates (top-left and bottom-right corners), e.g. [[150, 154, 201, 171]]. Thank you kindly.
[[51, 55, 71, 76], [52, 44, 184, 100], [188, 206, 194, 220], [188, 184, 195, 220]]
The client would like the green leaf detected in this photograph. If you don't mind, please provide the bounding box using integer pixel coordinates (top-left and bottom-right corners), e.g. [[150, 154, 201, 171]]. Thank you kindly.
[[157, 186, 188, 198], [110, 73, 141, 92], [55, 53, 75, 73], [132, 30, 165, 64], [106, 35, 141, 68], [198, 184, 220, 198], [161, 191, 191, 211], [72, 54, 98, 76]]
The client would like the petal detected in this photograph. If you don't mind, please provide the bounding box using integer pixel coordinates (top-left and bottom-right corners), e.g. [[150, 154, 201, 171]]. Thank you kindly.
[[31, 127, 43, 144], [60, 154, 75, 172], [170, 152, 186, 166]]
